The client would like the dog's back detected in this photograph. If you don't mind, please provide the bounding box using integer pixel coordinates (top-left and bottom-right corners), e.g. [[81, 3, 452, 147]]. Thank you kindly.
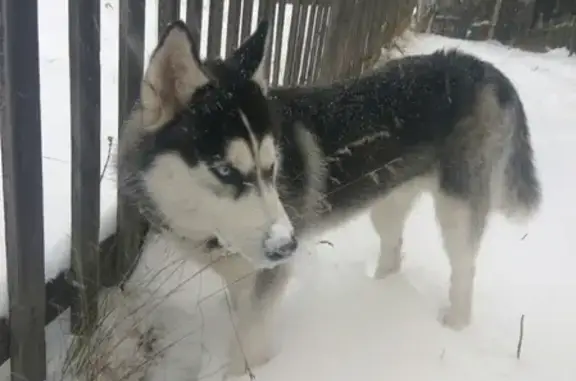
[[272, 49, 541, 226]]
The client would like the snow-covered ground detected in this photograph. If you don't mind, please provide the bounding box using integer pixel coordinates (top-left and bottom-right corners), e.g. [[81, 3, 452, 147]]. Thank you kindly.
[[1, 0, 576, 380]]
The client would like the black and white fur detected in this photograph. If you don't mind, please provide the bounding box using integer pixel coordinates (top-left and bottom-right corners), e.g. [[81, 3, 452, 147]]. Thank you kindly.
[[71, 20, 541, 380], [59, 21, 293, 381], [260, 43, 541, 330]]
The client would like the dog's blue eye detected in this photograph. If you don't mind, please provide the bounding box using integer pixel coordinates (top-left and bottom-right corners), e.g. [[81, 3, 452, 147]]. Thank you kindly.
[[214, 164, 232, 177]]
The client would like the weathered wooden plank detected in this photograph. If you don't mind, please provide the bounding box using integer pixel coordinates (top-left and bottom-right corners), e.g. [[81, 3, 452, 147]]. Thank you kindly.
[[349, 0, 373, 76], [290, 2, 307, 84], [283, 0, 301, 85], [0, 0, 46, 378], [68, 0, 102, 336], [240, 0, 255, 42], [0, 271, 76, 366], [311, 4, 329, 82], [272, 1, 286, 85], [117, 0, 147, 292], [226, 0, 242, 56], [298, 4, 316, 84], [207, 0, 224, 59], [340, 0, 364, 79], [322, 0, 356, 83], [158, 0, 181, 37], [317, 0, 341, 83], [304, 3, 322, 84], [259, 0, 275, 83], [186, 0, 204, 50], [363, 0, 387, 73]]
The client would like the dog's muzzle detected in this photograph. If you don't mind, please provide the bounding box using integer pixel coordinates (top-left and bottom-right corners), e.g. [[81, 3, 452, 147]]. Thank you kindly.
[[263, 223, 298, 261]]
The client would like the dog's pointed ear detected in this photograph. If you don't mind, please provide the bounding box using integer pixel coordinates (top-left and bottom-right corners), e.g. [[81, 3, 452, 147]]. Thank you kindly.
[[228, 20, 270, 93], [141, 21, 208, 117]]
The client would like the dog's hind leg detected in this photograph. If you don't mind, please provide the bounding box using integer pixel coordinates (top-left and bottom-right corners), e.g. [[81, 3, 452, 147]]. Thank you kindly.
[[368, 181, 422, 279], [433, 191, 488, 330]]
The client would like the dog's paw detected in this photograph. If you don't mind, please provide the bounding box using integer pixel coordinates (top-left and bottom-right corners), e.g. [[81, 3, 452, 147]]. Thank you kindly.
[[368, 260, 401, 279], [438, 306, 471, 331], [226, 332, 278, 378], [226, 350, 274, 378], [366, 253, 402, 280], [226, 346, 276, 378]]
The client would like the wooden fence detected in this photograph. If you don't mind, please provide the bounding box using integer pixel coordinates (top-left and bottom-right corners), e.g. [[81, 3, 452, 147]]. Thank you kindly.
[[514, 17, 576, 54], [0, 0, 390, 378], [428, 0, 576, 55]]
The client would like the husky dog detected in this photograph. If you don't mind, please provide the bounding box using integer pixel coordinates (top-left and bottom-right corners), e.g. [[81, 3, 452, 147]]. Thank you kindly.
[[105, 18, 541, 379]]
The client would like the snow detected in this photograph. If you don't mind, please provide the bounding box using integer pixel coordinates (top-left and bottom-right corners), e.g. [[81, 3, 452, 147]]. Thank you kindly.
[[1, 0, 576, 380]]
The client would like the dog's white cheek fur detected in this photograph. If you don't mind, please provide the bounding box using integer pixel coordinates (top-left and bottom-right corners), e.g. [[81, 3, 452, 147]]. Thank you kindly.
[[143, 153, 291, 267]]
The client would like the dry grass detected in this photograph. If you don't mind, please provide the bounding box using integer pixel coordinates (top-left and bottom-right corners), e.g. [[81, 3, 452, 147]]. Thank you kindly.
[[60, 238, 248, 381], [60, 139, 252, 380]]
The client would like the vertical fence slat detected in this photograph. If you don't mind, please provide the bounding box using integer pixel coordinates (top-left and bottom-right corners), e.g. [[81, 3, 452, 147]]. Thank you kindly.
[[304, 3, 321, 84], [318, 0, 353, 83], [312, 5, 329, 82], [290, 2, 307, 85], [338, 0, 360, 80], [207, 0, 224, 59], [259, 0, 275, 83], [240, 0, 255, 42], [272, 1, 286, 86], [68, 0, 101, 336], [298, 4, 315, 84], [0, 0, 46, 378], [316, 0, 335, 84], [116, 0, 148, 289], [283, 0, 301, 86], [363, 0, 387, 73], [351, 0, 373, 76], [186, 0, 204, 50], [226, 0, 242, 56], [158, 0, 181, 37]]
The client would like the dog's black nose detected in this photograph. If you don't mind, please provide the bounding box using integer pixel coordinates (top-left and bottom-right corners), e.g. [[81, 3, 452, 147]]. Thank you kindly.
[[265, 236, 298, 261]]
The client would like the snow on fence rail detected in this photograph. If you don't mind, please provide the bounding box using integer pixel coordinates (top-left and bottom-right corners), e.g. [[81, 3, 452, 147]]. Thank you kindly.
[[0, 0, 391, 378]]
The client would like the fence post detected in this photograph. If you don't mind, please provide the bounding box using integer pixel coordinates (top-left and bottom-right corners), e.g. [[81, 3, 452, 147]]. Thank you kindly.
[[159, 0, 181, 37], [272, 1, 286, 86], [186, 0, 203, 51], [207, 0, 225, 59], [68, 0, 102, 336], [317, 0, 346, 84], [115, 0, 148, 289], [0, 0, 47, 379], [283, 0, 302, 86], [259, 0, 275, 83], [226, 0, 242, 56], [240, 0, 255, 43]]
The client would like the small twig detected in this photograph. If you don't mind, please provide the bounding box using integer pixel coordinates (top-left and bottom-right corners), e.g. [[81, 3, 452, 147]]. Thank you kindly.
[[439, 348, 446, 360], [317, 240, 334, 248], [100, 136, 114, 182], [391, 40, 406, 55], [224, 293, 255, 380], [516, 314, 525, 359]]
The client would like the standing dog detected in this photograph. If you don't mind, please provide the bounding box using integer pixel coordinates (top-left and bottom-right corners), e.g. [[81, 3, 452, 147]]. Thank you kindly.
[[83, 19, 540, 379]]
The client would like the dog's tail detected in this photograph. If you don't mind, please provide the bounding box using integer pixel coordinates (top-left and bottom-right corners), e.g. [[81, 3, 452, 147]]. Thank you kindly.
[[499, 99, 542, 221]]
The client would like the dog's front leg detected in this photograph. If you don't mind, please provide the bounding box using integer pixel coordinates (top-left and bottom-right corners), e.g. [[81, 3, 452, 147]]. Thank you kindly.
[[214, 257, 292, 377]]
